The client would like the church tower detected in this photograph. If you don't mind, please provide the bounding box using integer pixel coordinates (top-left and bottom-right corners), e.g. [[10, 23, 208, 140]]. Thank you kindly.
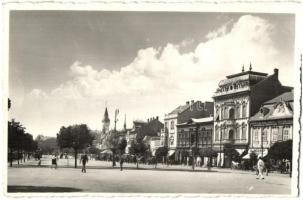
[[102, 107, 110, 134]]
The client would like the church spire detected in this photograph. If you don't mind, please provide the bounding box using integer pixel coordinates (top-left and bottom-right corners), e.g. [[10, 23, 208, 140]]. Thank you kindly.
[[102, 107, 110, 123], [249, 62, 252, 71]]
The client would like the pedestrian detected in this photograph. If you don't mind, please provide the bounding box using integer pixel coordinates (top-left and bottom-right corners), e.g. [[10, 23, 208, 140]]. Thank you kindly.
[[120, 156, 124, 171], [80, 153, 88, 173], [38, 157, 41, 167], [51, 155, 57, 169], [196, 156, 201, 167], [256, 156, 265, 180], [286, 162, 290, 173]]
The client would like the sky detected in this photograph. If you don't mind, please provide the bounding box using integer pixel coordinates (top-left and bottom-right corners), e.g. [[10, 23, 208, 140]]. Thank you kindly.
[[9, 11, 295, 138]]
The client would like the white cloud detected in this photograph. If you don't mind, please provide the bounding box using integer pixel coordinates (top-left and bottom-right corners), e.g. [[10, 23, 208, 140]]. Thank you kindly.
[[21, 15, 293, 136], [29, 88, 48, 99]]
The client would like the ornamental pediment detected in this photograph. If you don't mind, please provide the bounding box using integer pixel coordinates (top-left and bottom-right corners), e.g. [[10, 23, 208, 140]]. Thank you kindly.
[[272, 102, 293, 117]]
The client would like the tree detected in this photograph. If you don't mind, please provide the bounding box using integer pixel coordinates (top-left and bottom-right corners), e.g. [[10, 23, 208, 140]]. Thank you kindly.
[[57, 124, 94, 168], [36, 137, 59, 155], [268, 140, 292, 177], [129, 140, 148, 169], [105, 131, 119, 167], [155, 146, 168, 168], [8, 119, 37, 166], [117, 138, 127, 155]]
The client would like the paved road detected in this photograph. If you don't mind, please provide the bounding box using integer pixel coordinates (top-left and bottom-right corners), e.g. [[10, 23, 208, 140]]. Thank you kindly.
[[7, 166, 291, 194]]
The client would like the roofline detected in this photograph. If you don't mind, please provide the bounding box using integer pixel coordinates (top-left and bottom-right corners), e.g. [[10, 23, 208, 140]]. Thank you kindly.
[[226, 71, 268, 79]]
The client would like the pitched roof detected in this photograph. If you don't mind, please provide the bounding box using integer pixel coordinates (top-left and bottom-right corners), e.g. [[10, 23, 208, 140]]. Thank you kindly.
[[168, 104, 190, 115], [264, 91, 293, 104], [250, 91, 294, 122]]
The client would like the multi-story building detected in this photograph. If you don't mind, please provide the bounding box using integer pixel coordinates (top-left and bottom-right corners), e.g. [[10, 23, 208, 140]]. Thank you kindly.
[[250, 90, 293, 156], [161, 100, 214, 161], [176, 117, 213, 164], [213, 67, 291, 167]]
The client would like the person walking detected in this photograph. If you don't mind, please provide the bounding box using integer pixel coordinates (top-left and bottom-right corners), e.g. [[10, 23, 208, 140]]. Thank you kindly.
[[80, 153, 88, 173], [120, 156, 124, 171], [51, 155, 58, 169], [256, 156, 265, 180]]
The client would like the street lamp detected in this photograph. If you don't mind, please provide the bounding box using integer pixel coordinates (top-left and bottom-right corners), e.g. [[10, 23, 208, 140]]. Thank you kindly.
[[261, 129, 264, 158]]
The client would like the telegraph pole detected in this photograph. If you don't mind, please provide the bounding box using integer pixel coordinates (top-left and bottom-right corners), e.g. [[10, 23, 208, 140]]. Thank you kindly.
[[114, 109, 119, 132]]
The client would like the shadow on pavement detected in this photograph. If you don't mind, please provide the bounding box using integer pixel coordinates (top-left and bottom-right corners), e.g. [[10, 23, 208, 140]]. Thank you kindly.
[[8, 185, 82, 192]]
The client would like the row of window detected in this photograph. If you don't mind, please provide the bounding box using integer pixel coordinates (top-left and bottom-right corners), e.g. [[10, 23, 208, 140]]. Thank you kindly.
[[177, 131, 212, 147], [219, 81, 249, 93], [214, 125, 247, 141], [252, 126, 291, 142], [216, 104, 247, 120]]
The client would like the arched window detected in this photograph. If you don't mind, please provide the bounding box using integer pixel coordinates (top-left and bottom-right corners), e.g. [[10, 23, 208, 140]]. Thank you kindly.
[[236, 125, 240, 140], [241, 124, 247, 141], [215, 106, 220, 121], [229, 108, 235, 119], [236, 104, 241, 118], [215, 126, 220, 141], [224, 107, 228, 119], [242, 103, 247, 118]]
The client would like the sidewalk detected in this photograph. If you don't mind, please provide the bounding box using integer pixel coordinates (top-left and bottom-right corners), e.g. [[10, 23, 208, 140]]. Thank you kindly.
[[8, 155, 290, 177]]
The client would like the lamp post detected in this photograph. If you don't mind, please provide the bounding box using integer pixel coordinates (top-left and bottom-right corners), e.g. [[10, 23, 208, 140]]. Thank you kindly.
[[261, 129, 264, 158], [219, 129, 222, 167]]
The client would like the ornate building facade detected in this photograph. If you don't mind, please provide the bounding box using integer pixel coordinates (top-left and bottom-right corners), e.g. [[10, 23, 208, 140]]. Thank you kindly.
[[250, 90, 293, 156], [213, 67, 291, 167]]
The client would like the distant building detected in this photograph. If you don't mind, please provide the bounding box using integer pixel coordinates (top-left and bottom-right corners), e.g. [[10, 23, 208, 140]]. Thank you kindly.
[[126, 117, 163, 153], [143, 135, 161, 156], [161, 100, 214, 161], [250, 90, 293, 156], [102, 107, 110, 134], [213, 67, 292, 167], [176, 117, 213, 164]]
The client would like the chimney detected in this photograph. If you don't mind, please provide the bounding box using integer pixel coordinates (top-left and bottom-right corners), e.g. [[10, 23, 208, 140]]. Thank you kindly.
[[274, 68, 279, 77], [186, 101, 190, 105], [156, 116, 159, 120], [147, 118, 150, 122]]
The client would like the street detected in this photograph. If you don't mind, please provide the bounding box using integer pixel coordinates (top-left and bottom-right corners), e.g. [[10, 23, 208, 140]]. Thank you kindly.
[[7, 156, 291, 194]]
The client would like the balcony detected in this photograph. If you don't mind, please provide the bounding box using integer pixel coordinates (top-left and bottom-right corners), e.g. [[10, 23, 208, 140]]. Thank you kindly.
[[224, 119, 235, 126]]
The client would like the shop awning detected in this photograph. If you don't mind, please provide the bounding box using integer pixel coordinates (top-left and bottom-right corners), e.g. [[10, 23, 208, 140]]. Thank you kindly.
[[236, 149, 245, 155], [168, 150, 175, 157], [242, 153, 250, 159]]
